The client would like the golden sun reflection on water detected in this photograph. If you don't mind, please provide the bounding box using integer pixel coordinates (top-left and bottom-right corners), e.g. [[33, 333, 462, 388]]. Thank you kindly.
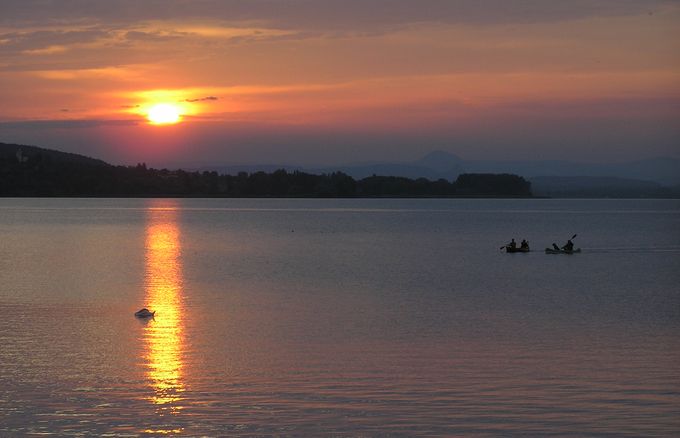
[[143, 205, 185, 416]]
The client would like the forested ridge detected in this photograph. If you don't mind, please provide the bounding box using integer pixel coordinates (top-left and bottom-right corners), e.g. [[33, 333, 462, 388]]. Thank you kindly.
[[0, 142, 532, 197]]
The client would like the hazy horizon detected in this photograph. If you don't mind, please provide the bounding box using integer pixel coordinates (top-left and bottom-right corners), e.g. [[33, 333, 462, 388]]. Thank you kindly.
[[6, 141, 680, 171]]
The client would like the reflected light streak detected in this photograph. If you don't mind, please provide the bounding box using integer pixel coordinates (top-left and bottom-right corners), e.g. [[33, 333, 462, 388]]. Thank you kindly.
[[143, 203, 186, 414]]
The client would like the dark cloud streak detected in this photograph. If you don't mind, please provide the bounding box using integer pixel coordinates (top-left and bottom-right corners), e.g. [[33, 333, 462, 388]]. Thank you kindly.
[[0, 119, 139, 129], [184, 96, 218, 102]]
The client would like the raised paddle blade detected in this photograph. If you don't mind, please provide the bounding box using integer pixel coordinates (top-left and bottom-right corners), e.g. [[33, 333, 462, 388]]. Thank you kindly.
[[571, 234, 577, 239]]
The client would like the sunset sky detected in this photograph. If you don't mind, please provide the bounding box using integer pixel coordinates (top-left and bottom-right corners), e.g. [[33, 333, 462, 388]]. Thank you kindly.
[[0, 0, 678, 166]]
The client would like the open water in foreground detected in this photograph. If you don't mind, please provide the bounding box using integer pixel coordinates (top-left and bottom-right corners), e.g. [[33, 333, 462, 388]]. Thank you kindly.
[[1, 198, 679, 436]]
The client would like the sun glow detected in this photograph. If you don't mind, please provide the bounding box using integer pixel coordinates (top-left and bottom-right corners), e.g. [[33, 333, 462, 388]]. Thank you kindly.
[[147, 103, 182, 125]]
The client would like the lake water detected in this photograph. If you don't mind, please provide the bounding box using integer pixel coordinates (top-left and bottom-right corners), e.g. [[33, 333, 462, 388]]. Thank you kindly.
[[1, 198, 679, 436]]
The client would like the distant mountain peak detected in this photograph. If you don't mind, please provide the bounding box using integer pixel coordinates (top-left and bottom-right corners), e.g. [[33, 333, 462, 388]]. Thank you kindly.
[[415, 150, 463, 172]]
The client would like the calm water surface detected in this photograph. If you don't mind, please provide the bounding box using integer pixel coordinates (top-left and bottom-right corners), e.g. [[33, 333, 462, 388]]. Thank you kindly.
[[1, 198, 679, 436]]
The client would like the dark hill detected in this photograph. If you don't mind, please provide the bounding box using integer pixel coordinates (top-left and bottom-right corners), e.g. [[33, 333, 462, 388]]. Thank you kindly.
[[0, 142, 109, 167], [1, 142, 119, 196]]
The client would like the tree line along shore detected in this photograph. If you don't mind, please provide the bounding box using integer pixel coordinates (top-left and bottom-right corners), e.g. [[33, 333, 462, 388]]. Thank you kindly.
[[0, 143, 531, 197]]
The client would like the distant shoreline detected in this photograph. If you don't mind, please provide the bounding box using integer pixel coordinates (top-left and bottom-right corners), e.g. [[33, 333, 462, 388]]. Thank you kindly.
[[1, 143, 533, 198], [4, 142, 679, 199]]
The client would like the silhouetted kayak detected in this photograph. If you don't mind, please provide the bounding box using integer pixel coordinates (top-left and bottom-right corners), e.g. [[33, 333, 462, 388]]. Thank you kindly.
[[545, 248, 581, 254], [505, 247, 530, 253]]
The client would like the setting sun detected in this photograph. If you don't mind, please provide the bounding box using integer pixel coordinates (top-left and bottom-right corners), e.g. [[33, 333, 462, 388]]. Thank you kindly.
[[147, 103, 182, 125]]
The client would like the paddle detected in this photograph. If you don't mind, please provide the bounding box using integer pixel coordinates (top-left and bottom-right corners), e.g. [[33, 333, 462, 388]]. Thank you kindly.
[[499, 245, 506, 250], [571, 234, 578, 240]]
